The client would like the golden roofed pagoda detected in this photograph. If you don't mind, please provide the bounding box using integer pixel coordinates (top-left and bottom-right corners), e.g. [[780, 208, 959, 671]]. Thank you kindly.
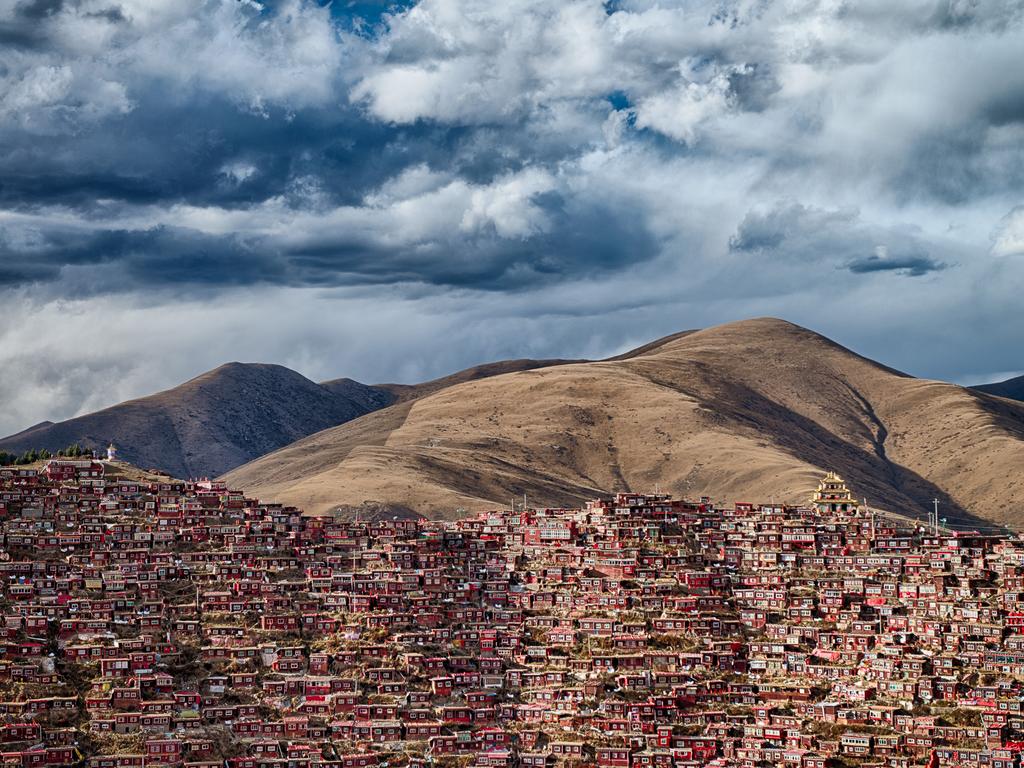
[[811, 471, 861, 516]]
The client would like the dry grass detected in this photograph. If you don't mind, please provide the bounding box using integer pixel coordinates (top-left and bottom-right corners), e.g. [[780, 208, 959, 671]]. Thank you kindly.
[[224, 318, 1024, 527]]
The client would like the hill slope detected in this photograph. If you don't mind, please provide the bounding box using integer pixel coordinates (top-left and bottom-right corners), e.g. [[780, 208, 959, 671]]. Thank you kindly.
[[223, 319, 1024, 526], [973, 374, 1024, 403], [1, 357, 590, 479], [0, 364, 392, 479], [326, 358, 584, 405]]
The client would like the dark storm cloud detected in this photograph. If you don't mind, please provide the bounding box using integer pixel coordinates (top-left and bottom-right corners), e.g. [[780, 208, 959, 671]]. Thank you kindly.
[[0, 12, 49, 47], [0, 224, 278, 287], [16, 0, 65, 18], [288, 195, 660, 290], [730, 203, 950, 277], [0, 96, 430, 209], [846, 253, 946, 277], [2, 186, 660, 293]]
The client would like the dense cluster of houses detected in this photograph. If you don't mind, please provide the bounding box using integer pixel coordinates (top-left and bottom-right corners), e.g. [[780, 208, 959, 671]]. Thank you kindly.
[[2, 459, 1024, 768]]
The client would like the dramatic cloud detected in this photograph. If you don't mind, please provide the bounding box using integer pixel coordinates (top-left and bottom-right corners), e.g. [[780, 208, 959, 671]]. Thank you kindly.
[[1, 0, 1023, 434], [729, 203, 950, 277]]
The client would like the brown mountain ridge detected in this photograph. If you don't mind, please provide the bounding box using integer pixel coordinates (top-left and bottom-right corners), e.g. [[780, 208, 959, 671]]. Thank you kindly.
[[223, 318, 1024, 527], [0, 363, 392, 479], [0, 358, 581, 479], [973, 374, 1024, 403]]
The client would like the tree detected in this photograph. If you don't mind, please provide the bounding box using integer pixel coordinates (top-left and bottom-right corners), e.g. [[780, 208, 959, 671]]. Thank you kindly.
[[14, 449, 38, 465]]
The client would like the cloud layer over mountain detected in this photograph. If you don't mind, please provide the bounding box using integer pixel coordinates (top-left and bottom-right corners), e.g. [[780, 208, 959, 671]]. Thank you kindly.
[[1, 0, 1023, 434]]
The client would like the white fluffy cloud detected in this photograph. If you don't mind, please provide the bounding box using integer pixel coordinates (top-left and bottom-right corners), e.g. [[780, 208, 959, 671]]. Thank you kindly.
[[352, 0, 616, 125], [992, 207, 1024, 257], [631, 64, 736, 145], [0, 63, 132, 132], [0, 0, 344, 135]]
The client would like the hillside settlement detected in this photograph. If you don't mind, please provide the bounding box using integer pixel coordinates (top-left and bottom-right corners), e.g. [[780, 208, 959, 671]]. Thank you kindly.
[[0, 460, 1022, 768]]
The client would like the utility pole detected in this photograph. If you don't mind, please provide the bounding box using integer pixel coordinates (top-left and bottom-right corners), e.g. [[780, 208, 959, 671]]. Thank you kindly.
[[931, 499, 940, 536]]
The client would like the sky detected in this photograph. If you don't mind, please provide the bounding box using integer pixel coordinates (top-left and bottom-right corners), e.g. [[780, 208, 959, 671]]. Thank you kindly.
[[1, 0, 1024, 436]]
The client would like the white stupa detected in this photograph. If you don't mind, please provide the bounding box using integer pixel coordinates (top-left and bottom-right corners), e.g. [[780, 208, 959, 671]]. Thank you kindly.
[[106, 443, 118, 462]]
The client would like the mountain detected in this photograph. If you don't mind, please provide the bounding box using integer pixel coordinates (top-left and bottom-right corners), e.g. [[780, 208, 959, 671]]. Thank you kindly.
[[0, 363, 392, 479], [223, 318, 1024, 527], [973, 374, 1024, 403], [0, 357, 587, 479]]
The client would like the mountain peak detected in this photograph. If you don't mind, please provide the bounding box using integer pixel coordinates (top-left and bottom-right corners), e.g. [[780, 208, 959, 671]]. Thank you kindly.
[[0, 363, 389, 479], [224, 318, 1024, 527]]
